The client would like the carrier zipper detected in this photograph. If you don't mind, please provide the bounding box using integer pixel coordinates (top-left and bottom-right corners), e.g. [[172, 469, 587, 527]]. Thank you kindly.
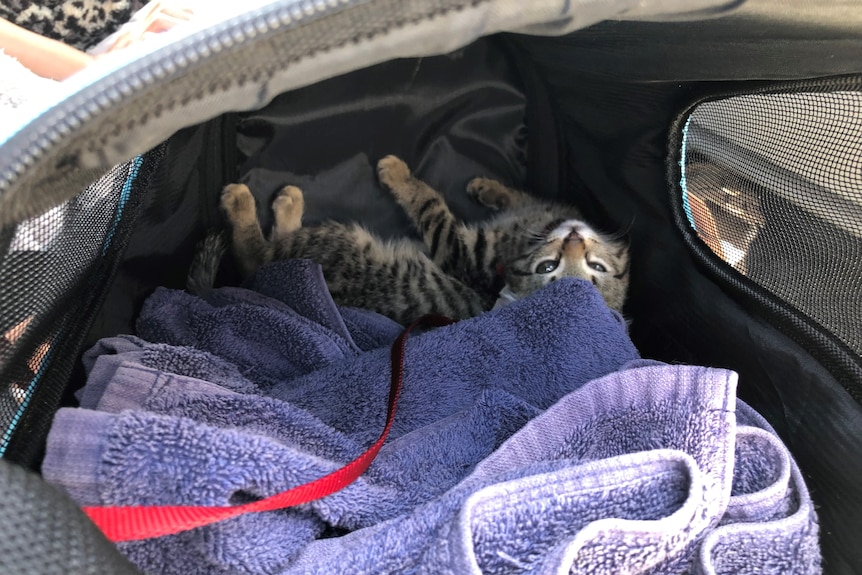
[[0, 0, 361, 195], [0, 0, 501, 223]]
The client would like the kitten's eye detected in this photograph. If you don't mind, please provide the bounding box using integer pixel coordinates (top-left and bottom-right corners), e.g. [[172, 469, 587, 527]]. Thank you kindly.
[[588, 261, 607, 273], [535, 260, 559, 274]]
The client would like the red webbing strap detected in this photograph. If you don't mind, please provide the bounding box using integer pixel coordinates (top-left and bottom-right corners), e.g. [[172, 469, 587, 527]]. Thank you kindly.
[[83, 313, 454, 542]]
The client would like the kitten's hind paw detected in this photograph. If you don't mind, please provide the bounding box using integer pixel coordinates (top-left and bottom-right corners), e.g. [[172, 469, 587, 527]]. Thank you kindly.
[[272, 185, 304, 211], [377, 155, 412, 189], [221, 183, 257, 225], [272, 185, 304, 234]]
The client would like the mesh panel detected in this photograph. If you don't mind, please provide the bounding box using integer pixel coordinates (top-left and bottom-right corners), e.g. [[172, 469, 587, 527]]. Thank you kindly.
[[0, 151, 160, 466], [681, 91, 862, 358]]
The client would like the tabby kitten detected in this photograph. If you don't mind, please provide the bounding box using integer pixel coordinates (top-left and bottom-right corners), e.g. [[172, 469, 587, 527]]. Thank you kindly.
[[216, 155, 629, 325]]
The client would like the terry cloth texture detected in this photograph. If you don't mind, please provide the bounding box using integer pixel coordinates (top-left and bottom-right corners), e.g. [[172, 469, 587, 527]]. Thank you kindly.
[[41, 259, 819, 574]]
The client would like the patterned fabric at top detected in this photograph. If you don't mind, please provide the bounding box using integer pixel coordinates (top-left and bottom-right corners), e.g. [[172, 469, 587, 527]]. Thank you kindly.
[[0, 0, 145, 50]]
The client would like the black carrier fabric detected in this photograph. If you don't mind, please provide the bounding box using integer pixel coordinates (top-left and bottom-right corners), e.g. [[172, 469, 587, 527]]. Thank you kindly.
[[0, 459, 140, 574], [1, 5, 862, 575]]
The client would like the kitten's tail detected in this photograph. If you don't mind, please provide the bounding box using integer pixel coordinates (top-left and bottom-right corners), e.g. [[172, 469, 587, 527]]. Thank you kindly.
[[187, 230, 227, 295]]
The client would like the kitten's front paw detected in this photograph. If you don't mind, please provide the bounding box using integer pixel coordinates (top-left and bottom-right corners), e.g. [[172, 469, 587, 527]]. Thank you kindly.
[[467, 177, 508, 210], [221, 183, 257, 225], [377, 155, 412, 189]]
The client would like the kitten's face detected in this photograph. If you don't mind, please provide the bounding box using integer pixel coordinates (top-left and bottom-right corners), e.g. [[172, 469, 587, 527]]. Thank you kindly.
[[503, 219, 629, 311]]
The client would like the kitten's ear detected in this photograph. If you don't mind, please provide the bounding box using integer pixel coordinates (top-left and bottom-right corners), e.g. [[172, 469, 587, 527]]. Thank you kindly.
[[605, 214, 635, 251], [610, 231, 632, 259], [614, 243, 627, 259]]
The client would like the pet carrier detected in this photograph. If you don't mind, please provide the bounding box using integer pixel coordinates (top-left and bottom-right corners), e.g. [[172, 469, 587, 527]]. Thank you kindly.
[[0, 0, 860, 573]]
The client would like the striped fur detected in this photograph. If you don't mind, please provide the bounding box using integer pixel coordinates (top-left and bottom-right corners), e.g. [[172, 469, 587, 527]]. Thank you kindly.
[[220, 183, 484, 324], [377, 156, 629, 312], [215, 156, 629, 325], [186, 230, 227, 295]]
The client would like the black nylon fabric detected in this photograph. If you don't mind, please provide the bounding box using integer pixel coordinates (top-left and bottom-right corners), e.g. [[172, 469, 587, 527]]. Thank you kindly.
[[235, 37, 535, 240]]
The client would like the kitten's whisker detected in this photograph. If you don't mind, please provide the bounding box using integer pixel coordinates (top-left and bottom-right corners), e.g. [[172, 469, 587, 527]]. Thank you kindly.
[[603, 214, 636, 242], [514, 223, 549, 242]]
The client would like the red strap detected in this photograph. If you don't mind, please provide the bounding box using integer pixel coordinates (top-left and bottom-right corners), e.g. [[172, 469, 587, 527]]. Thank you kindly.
[[83, 313, 454, 542]]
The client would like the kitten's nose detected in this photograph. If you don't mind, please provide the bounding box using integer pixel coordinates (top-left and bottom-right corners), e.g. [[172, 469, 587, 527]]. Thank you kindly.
[[564, 229, 583, 243], [563, 234, 586, 258]]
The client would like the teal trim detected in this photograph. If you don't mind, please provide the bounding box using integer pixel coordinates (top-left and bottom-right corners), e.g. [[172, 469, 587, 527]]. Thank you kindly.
[[102, 155, 142, 255], [0, 155, 143, 456], [0, 331, 60, 456], [679, 115, 696, 230]]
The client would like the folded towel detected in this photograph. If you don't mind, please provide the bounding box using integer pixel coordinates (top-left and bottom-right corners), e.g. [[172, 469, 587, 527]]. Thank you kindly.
[[68, 355, 543, 522], [79, 335, 260, 402], [250, 259, 404, 351], [74, 268, 638, 509], [135, 259, 403, 390], [284, 364, 819, 575], [44, 362, 820, 574], [337, 306, 405, 351], [694, 402, 821, 575], [134, 274, 637, 444]]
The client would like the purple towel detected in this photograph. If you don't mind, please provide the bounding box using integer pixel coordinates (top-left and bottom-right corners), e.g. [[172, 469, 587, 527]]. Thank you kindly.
[[78, 336, 260, 401], [44, 362, 819, 574], [285, 364, 818, 575], [44, 268, 638, 574], [135, 259, 403, 390], [67, 357, 541, 524], [133, 270, 638, 444], [250, 260, 402, 350], [41, 259, 818, 574], [694, 402, 821, 575]]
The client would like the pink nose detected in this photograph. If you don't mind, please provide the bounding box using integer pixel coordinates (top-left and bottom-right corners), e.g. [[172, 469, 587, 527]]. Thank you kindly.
[[563, 234, 586, 258], [565, 229, 583, 243]]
